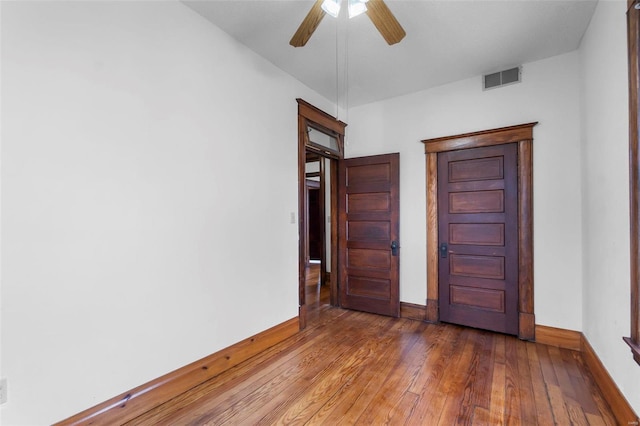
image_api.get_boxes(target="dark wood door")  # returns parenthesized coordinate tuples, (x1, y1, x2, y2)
(438, 144, 518, 335)
(339, 153, 400, 317)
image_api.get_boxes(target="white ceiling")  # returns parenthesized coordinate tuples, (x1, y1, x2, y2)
(183, 0, 598, 107)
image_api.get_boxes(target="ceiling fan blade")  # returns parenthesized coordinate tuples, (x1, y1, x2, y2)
(365, 0, 406, 45)
(290, 0, 326, 47)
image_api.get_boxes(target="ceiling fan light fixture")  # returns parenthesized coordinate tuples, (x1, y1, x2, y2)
(290, 0, 405, 47)
(348, 0, 367, 19)
(321, 0, 341, 18)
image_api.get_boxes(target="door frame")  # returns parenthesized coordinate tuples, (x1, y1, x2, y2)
(297, 99, 346, 330)
(422, 122, 537, 340)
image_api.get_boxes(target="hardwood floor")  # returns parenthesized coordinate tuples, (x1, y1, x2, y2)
(126, 265, 616, 425)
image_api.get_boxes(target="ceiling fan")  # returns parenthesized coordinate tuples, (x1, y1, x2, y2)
(290, 0, 406, 48)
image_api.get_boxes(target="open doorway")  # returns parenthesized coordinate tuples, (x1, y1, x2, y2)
(304, 155, 324, 269)
(297, 99, 345, 329)
(304, 154, 330, 319)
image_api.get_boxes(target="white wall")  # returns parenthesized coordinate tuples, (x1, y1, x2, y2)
(0, 1, 332, 424)
(580, 0, 640, 414)
(347, 51, 584, 331)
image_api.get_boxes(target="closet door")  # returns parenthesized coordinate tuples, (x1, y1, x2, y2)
(438, 144, 519, 335)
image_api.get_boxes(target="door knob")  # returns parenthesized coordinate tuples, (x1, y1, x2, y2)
(440, 243, 448, 258)
(391, 240, 399, 256)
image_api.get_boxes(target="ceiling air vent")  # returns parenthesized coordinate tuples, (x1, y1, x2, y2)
(483, 67, 521, 90)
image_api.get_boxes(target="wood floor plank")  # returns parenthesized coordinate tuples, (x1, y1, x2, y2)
(436, 328, 482, 425)
(354, 322, 431, 424)
(568, 367, 601, 416)
(549, 345, 578, 402)
(387, 390, 420, 424)
(406, 324, 458, 395)
(548, 383, 573, 425)
(217, 315, 397, 425)
(340, 324, 450, 424)
(471, 406, 493, 426)
(453, 330, 495, 423)
(504, 335, 524, 424)
(473, 330, 496, 410)
(572, 350, 619, 426)
(125, 287, 619, 426)
(264, 319, 420, 425)
(515, 337, 538, 424)
(566, 396, 590, 426)
(586, 412, 608, 426)
(407, 326, 469, 425)
(488, 336, 506, 426)
(525, 341, 556, 425)
(303, 319, 421, 425)
(536, 343, 559, 387)
(180, 335, 353, 425)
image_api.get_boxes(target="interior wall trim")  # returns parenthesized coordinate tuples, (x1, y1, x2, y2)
(400, 301, 427, 322)
(297, 99, 344, 329)
(55, 317, 299, 426)
(535, 324, 582, 351)
(627, 0, 640, 367)
(581, 334, 639, 425)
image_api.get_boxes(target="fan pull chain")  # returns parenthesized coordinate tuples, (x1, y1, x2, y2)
(335, 16, 339, 120)
(344, 14, 349, 129)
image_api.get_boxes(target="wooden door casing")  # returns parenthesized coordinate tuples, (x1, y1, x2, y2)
(297, 99, 345, 329)
(438, 144, 519, 335)
(423, 122, 537, 340)
(339, 153, 400, 317)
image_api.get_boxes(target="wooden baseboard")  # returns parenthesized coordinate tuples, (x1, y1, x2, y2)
(55, 317, 299, 426)
(581, 336, 639, 425)
(535, 324, 638, 423)
(535, 324, 582, 351)
(400, 302, 426, 321)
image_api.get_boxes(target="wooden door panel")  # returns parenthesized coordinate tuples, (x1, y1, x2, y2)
(450, 254, 505, 280)
(346, 163, 391, 184)
(449, 223, 505, 246)
(345, 268, 393, 281)
(339, 153, 400, 317)
(449, 190, 505, 213)
(448, 180, 505, 193)
(347, 193, 390, 212)
(346, 276, 390, 299)
(448, 157, 504, 182)
(348, 221, 390, 240)
(347, 248, 391, 269)
(438, 144, 518, 335)
(448, 276, 507, 291)
(449, 157, 504, 183)
(450, 286, 505, 312)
